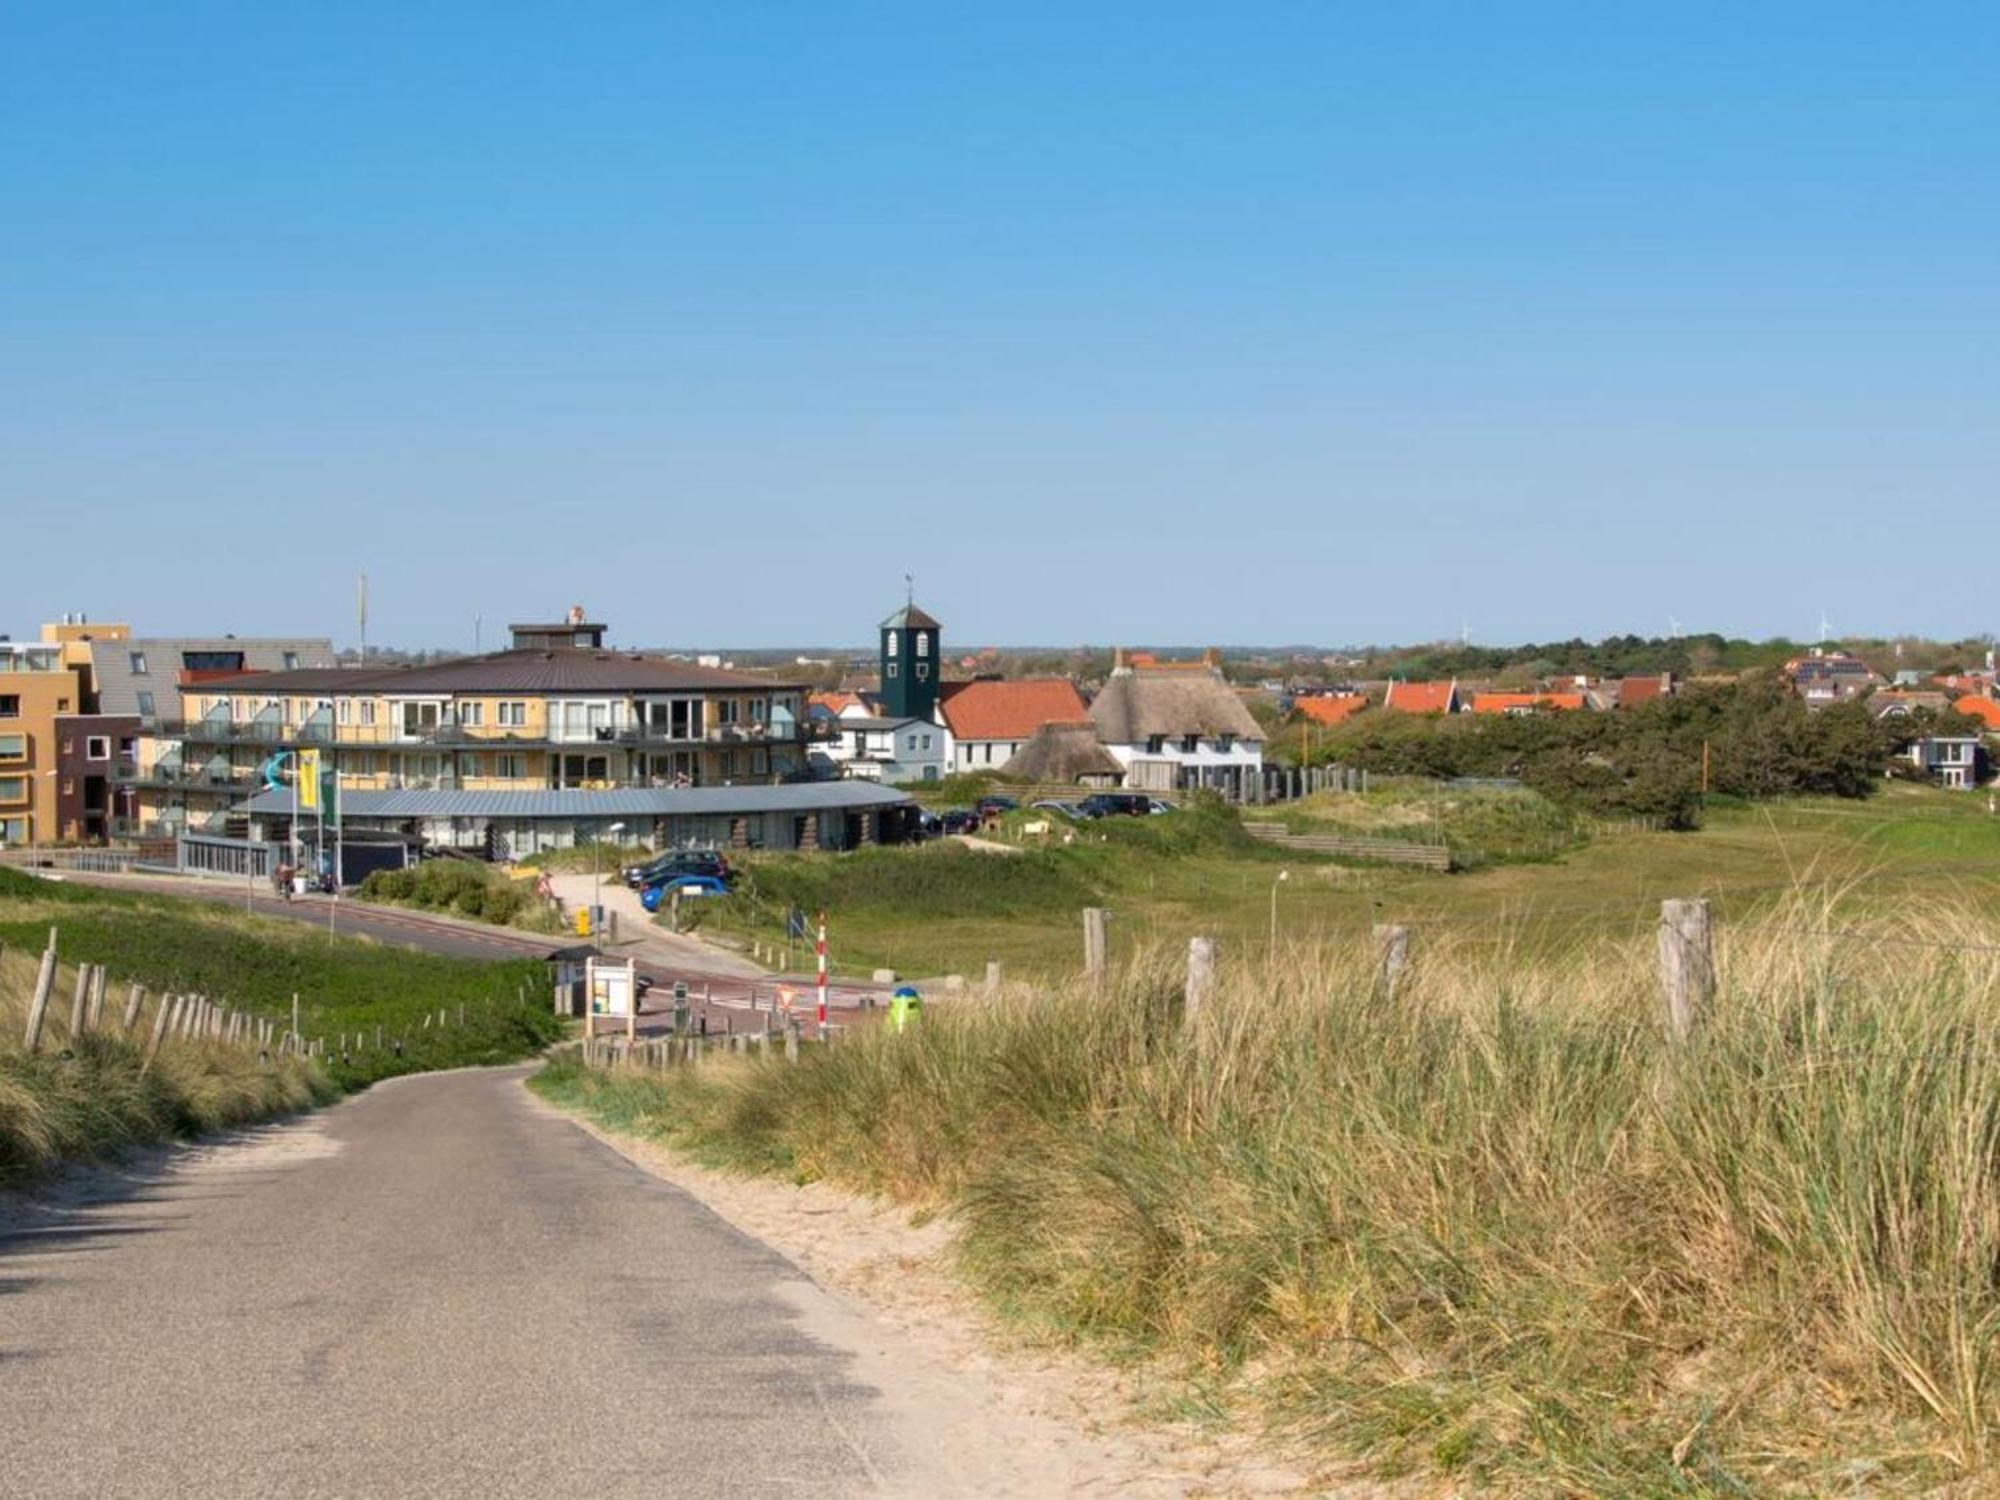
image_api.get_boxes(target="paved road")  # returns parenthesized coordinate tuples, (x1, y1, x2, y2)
(0, 1069, 924, 1498)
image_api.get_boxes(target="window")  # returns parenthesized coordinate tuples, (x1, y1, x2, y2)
(916, 663, 929, 680)
(282, 652, 299, 671)
(0, 777, 25, 804)
(916, 632, 929, 658)
(0, 817, 24, 843)
(1182, 734, 1200, 754)
(0, 696, 16, 718)
(360, 701, 377, 726)
(905, 735, 918, 751)
(717, 699, 741, 725)
(86, 736, 109, 761)
(0, 734, 23, 759)
(118, 737, 135, 761)
(886, 633, 899, 657)
(1217, 734, 1235, 751)
(886, 663, 899, 679)
(337, 699, 350, 725)
(1145, 735, 1165, 755)
(135, 691, 155, 717)
(129, 652, 148, 675)
(921, 733, 932, 750)
(498, 701, 527, 727)
(752, 748, 768, 775)
(494, 753, 524, 779)
(459, 701, 485, 727)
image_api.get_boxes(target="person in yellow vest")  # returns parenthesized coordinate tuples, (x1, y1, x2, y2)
(888, 985, 922, 1034)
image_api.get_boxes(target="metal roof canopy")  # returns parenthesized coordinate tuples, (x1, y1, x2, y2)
(238, 781, 913, 819)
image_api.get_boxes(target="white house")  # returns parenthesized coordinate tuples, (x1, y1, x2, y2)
(1088, 652, 1265, 796)
(936, 677, 1094, 773)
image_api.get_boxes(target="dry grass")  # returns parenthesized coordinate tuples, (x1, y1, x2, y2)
(537, 892, 2000, 1494)
(0, 945, 333, 1184)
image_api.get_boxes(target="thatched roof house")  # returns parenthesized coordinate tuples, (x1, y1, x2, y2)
(999, 722, 1126, 786)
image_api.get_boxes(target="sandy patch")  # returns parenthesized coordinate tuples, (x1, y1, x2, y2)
(541, 1098, 1415, 1498)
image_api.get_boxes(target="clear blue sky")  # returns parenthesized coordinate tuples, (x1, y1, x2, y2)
(4, 3, 1995, 651)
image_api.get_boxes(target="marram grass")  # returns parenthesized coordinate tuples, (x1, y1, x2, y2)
(536, 893, 2000, 1495)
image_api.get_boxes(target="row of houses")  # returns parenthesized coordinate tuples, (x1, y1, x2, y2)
(807, 608, 1267, 796)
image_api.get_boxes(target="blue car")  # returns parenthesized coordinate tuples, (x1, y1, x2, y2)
(640, 873, 729, 911)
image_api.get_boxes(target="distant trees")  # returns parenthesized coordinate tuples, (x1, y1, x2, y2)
(1308, 678, 1906, 828)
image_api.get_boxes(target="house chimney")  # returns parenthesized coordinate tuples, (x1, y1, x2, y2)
(1113, 646, 1127, 672)
(567, 604, 585, 626)
(1203, 647, 1222, 670)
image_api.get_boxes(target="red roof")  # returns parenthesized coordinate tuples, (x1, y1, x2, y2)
(809, 691, 866, 716)
(1470, 692, 1586, 715)
(1616, 674, 1671, 708)
(938, 678, 1090, 741)
(1383, 680, 1458, 714)
(1951, 696, 2000, 729)
(1295, 695, 1369, 726)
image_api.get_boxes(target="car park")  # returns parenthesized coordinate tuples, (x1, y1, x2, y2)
(624, 849, 730, 889)
(1078, 792, 1153, 818)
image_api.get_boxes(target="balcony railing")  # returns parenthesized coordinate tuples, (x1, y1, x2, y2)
(156, 719, 805, 749)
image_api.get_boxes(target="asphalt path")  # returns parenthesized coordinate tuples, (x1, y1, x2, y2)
(55, 872, 896, 1037)
(0, 1067, 926, 1498)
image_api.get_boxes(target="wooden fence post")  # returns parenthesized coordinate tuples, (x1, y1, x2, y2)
(142, 995, 178, 1074)
(985, 960, 1003, 993)
(86, 966, 107, 1033)
(1082, 907, 1107, 979)
(1373, 924, 1410, 1001)
(785, 1018, 800, 1064)
(121, 982, 147, 1034)
(1657, 899, 1714, 1039)
(1184, 937, 1215, 1028)
(68, 963, 93, 1041)
(24, 933, 58, 1054)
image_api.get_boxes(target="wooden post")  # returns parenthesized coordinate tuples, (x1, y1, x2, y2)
(1658, 899, 1714, 1039)
(292, 992, 300, 1045)
(121, 982, 147, 1034)
(86, 966, 107, 1033)
(23, 935, 58, 1054)
(785, 1018, 800, 1064)
(985, 960, 1003, 993)
(143, 995, 178, 1073)
(1082, 907, 1107, 979)
(68, 963, 93, 1041)
(1184, 937, 1215, 1028)
(1373, 924, 1410, 1001)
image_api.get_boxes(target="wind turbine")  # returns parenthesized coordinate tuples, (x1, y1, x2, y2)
(1667, 614, 1683, 639)
(1818, 610, 1834, 646)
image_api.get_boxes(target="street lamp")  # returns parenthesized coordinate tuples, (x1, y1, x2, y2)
(595, 821, 627, 934)
(1270, 868, 1290, 954)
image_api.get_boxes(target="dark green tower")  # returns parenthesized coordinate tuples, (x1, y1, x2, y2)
(879, 599, 941, 721)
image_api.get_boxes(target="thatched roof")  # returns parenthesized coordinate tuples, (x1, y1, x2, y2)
(1089, 667, 1265, 746)
(999, 722, 1125, 784)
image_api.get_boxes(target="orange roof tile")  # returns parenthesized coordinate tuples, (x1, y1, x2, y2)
(1383, 680, 1459, 714)
(1470, 692, 1587, 715)
(938, 677, 1091, 742)
(1616, 675, 1671, 707)
(1295, 695, 1369, 726)
(1950, 696, 2000, 729)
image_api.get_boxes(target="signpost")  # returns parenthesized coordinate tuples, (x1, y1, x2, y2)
(815, 910, 828, 1039)
(585, 957, 637, 1042)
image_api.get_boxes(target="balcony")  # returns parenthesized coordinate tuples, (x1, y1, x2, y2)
(156, 719, 806, 749)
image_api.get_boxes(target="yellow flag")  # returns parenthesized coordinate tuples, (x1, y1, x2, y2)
(298, 749, 321, 811)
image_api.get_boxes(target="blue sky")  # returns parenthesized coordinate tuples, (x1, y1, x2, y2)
(4, 3, 1995, 651)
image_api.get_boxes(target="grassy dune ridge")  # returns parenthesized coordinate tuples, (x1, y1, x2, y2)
(536, 897, 2000, 1494)
(0, 869, 562, 1182)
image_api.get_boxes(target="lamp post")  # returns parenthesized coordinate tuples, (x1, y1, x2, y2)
(1270, 868, 1290, 954)
(595, 821, 626, 935)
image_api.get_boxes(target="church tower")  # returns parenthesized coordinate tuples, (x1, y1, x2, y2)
(878, 598, 941, 722)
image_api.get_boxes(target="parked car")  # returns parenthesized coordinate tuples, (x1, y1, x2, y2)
(625, 849, 730, 889)
(1147, 799, 1177, 815)
(640, 873, 729, 912)
(1079, 793, 1153, 818)
(1030, 799, 1087, 819)
(974, 795, 1019, 817)
(940, 808, 980, 834)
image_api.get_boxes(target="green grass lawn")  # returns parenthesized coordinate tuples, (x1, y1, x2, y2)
(689, 783, 2000, 980)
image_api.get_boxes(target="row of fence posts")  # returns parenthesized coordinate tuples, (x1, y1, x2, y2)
(1085, 900, 1716, 1037)
(581, 1011, 808, 1070)
(10, 927, 497, 1072)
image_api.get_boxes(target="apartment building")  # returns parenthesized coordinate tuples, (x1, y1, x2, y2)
(0, 642, 87, 846)
(161, 614, 813, 841)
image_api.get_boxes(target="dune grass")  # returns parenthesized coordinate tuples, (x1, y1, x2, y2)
(0, 869, 563, 1183)
(535, 894, 2000, 1494)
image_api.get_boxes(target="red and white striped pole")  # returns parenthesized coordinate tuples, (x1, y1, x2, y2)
(815, 910, 828, 1037)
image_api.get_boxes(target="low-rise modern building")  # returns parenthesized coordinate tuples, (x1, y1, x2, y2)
(0, 642, 86, 846)
(1909, 734, 1980, 790)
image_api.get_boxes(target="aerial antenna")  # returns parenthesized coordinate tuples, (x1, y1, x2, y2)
(357, 572, 369, 662)
(475, 612, 483, 654)
(905, 572, 914, 607)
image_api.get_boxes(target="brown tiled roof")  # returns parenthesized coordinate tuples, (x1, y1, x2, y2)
(1470, 692, 1587, 714)
(1616, 675, 1672, 708)
(1383, 680, 1458, 714)
(1294, 695, 1368, 727)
